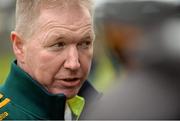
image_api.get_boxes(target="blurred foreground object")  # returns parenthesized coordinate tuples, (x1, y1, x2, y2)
(86, 0, 180, 119)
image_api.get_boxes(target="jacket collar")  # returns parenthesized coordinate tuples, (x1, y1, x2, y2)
(3, 61, 100, 120)
(3, 61, 66, 119)
(2, 60, 100, 120)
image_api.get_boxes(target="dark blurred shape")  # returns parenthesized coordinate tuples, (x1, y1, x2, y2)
(95, 0, 180, 69)
(85, 0, 180, 119)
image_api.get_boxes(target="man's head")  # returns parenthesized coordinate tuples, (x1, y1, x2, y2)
(15, 0, 93, 39)
(11, 0, 95, 99)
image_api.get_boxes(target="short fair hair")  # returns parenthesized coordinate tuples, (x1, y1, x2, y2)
(15, 0, 93, 40)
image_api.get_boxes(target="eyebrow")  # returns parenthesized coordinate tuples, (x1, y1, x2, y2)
(81, 32, 95, 41)
(42, 33, 65, 46)
(44, 29, 95, 44)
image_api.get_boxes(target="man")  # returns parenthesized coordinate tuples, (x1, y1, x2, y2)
(87, 0, 180, 119)
(0, 0, 100, 120)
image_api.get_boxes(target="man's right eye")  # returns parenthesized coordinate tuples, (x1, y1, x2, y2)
(51, 42, 66, 50)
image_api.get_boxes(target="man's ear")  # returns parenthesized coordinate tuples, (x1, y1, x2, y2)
(10, 31, 25, 63)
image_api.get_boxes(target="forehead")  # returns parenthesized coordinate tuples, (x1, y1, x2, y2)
(37, 2, 92, 31)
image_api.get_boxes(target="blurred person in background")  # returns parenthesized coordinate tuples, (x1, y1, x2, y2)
(0, 0, 101, 120)
(86, 0, 180, 119)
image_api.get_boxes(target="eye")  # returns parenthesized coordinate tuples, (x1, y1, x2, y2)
(51, 42, 66, 50)
(78, 40, 92, 49)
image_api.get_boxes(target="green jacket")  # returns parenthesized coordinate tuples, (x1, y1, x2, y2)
(0, 61, 100, 120)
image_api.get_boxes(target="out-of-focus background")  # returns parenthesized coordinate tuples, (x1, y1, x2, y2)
(0, 0, 15, 84)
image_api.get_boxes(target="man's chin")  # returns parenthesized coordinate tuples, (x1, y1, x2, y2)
(63, 89, 80, 99)
(48, 88, 79, 99)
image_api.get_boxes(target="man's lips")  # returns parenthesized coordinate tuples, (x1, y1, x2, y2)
(55, 78, 81, 88)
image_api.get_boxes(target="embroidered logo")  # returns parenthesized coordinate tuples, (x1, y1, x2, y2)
(0, 112, 8, 121)
(0, 93, 10, 120)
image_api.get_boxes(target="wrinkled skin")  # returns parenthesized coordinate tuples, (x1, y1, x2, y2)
(12, 3, 94, 99)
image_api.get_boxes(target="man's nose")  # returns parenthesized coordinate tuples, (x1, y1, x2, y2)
(64, 46, 80, 71)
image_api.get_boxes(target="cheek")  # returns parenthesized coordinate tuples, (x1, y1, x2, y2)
(24, 45, 39, 71)
(32, 51, 64, 84)
(79, 49, 93, 75)
(38, 51, 63, 74)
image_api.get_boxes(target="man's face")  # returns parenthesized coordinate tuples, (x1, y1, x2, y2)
(21, 4, 94, 98)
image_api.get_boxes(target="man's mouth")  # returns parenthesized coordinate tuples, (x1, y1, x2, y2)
(63, 78, 79, 82)
(57, 78, 82, 88)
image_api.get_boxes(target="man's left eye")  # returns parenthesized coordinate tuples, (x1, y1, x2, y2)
(78, 41, 92, 49)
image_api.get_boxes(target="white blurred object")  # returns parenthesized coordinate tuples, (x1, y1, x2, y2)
(0, 0, 14, 9)
(95, 0, 179, 7)
(162, 18, 180, 56)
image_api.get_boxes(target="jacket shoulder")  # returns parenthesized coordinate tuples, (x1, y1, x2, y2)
(0, 92, 40, 120)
